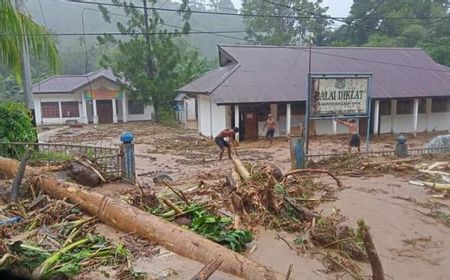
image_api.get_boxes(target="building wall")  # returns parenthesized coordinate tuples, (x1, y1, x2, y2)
(197, 95, 226, 137)
(34, 90, 153, 125)
(34, 93, 84, 125)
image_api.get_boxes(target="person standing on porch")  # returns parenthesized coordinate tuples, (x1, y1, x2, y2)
(336, 119, 361, 153)
(214, 127, 239, 160)
(263, 114, 276, 146)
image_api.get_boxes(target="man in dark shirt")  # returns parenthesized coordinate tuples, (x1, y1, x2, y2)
(214, 127, 239, 160)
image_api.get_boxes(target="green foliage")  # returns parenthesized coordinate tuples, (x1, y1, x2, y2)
(97, 0, 208, 122)
(330, 0, 450, 66)
(0, 102, 36, 143)
(0, 0, 59, 82)
(241, 0, 331, 45)
(186, 204, 252, 252)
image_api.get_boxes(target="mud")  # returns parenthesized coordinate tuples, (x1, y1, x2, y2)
(28, 123, 450, 279)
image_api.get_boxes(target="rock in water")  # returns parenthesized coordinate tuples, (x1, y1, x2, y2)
(66, 161, 102, 187)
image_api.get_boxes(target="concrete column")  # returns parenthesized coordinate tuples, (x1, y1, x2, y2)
(390, 99, 397, 133)
(425, 98, 432, 132)
(448, 99, 450, 133)
(58, 101, 62, 120)
(286, 103, 291, 136)
(122, 94, 128, 123)
(81, 94, 88, 124)
(413, 98, 419, 137)
(112, 99, 118, 123)
(234, 104, 239, 142)
(332, 120, 337, 135)
(92, 99, 98, 124)
(373, 100, 380, 136)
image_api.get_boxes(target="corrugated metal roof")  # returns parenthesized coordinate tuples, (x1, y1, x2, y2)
(33, 69, 118, 94)
(179, 45, 450, 104)
(178, 63, 238, 93)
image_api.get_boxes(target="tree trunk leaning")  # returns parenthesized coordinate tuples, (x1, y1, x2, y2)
(0, 157, 284, 280)
(232, 158, 250, 180)
(10, 149, 31, 202)
(358, 219, 385, 280)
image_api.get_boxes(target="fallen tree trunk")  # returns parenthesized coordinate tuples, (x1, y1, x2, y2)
(0, 157, 283, 280)
(232, 158, 250, 180)
(357, 219, 385, 280)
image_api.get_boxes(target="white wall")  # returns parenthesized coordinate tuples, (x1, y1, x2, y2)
(197, 95, 226, 137)
(380, 113, 447, 133)
(186, 98, 196, 120)
(34, 93, 83, 125)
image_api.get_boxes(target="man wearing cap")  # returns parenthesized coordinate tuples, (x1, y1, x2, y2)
(263, 114, 276, 146)
(336, 119, 360, 153)
(215, 127, 239, 160)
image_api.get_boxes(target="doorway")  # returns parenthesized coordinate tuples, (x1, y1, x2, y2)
(97, 100, 113, 124)
(243, 109, 258, 140)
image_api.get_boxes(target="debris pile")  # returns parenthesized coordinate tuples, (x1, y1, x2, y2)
(0, 183, 136, 279)
(132, 158, 371, 277)
(309, 153, 422, 176)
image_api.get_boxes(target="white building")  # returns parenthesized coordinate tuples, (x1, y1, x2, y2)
(178, 45, 450, 141)
(32, 69, 153, 125)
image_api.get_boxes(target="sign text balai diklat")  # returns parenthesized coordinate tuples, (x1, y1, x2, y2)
(310, 78, 369, 116)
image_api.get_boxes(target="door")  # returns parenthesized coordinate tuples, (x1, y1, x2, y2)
(244, 111, 258, 140)
(359, 117, 368, 138)
(97, 100, 113, 124)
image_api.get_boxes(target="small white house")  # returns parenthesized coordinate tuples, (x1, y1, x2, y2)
(174, 93, 196, 124)
(178, 45, 450, 141)
(32, 69, 154, 125)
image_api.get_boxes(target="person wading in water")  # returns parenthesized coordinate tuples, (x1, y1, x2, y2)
(336, 119, 361, 153)
(214, 127, 239, 160)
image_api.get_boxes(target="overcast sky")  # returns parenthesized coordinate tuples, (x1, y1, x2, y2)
(230, 0, 353, 17)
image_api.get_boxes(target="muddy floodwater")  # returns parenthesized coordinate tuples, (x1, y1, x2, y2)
(3, 122, 443, 279)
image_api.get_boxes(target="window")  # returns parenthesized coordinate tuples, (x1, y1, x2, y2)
(128, 100, 144, 115)
(418, 99, 426, 114)
(257, 104, 270, 121)
(432, 98, 449, 113)
(292, 102, 306, 115)
(379, 100, 391, 115)
(41, 102, 59, 118)
(61, 101, 79, 117)
(396, 100, 413, 115)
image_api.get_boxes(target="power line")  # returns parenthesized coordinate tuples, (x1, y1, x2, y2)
(65, 0, 450, 21)
(262, 0, 450, 48)
(0, 30, 248, 36)
(55, 0, 251, 43)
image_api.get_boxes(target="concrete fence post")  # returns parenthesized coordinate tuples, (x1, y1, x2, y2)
(120, 131, 135, 184)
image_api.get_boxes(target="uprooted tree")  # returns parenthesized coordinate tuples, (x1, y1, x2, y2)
(97, 0, 208, 123)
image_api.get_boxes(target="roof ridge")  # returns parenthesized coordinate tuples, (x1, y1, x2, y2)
(219, 44, 422, 50)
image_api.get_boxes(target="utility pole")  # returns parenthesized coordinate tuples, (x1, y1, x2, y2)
(15, 0, 36, 126)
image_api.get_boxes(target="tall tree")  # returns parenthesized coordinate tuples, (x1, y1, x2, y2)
(241, 0, 331, 45)
(97, 0, 207, 121)
(329, 0, 450, 66)
(0, 0, 59, 82)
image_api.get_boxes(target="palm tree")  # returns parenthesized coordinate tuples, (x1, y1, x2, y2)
(0, 0, 59, 82)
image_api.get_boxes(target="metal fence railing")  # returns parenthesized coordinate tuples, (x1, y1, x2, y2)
(0, 142, 121, 179)
(306, 146, 450, 162)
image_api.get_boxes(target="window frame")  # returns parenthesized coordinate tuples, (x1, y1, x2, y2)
(431, 98, 449, 113)
(61, 101, 80, 118)
(41, 102, 60, 118)
(396, 99, 414, 115)
(128, 99, 145, 115)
